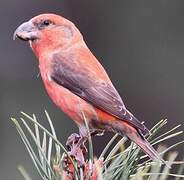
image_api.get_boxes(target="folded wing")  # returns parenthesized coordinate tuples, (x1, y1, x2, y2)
(51, 53, 149, 135)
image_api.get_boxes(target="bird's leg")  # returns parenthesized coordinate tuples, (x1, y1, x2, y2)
(61, 132, 86, 176)
(63, 131, 88, 171)
(63, 128, 104, 174)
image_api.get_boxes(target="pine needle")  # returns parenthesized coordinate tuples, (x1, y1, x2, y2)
(11, 112, 184, 180)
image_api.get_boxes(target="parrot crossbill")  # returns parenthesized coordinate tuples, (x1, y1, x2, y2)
(14, 13, 166, 165)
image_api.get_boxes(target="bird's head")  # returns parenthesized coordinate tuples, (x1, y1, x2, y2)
(14, 13, 82, 56)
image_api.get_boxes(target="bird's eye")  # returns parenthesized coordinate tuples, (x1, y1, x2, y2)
(42, 20, 52, 26)
(37, 19, 53, 29)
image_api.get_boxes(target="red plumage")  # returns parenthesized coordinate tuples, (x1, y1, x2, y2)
(14, 13, 167, 165)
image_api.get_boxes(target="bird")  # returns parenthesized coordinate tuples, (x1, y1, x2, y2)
(14, 13, 166, 165)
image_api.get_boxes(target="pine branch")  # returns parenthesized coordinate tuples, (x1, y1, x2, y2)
(11, 111, 184, 180)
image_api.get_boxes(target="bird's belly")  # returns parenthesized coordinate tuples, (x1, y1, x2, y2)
(43, 78, 98, 126)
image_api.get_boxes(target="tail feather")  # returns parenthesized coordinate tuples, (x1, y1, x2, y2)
(114, 120, 170, 168)
(128, 128, 170, 168)
(133, 134, 169, 166)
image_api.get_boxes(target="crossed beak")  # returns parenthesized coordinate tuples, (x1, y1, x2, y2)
(13, 21, 39, 41)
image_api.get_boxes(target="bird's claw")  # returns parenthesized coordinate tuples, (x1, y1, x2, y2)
(66, 133, 81, 151)
(91, 130, 105, 136)
(64, 133, 87, 171)
(66, 133, 87, 155)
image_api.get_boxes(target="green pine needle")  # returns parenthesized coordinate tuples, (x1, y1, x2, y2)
(11, 112, 184, 180)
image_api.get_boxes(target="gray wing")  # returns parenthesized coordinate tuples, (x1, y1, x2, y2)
(51, 54, 149, 135)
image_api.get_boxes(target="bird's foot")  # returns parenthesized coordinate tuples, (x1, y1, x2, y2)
(91, 129, 105, 136)
(63, 133, 87, 173)
(66, 133, 88, 156)
(61, 131, 105, 178)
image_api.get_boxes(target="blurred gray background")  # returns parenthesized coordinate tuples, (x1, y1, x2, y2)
(0, 0, 184, 179)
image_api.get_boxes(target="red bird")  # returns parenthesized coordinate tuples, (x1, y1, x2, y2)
(14, 14, 165, 164)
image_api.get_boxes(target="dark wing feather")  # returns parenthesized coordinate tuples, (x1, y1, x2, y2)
(51, 54, 149, 135)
